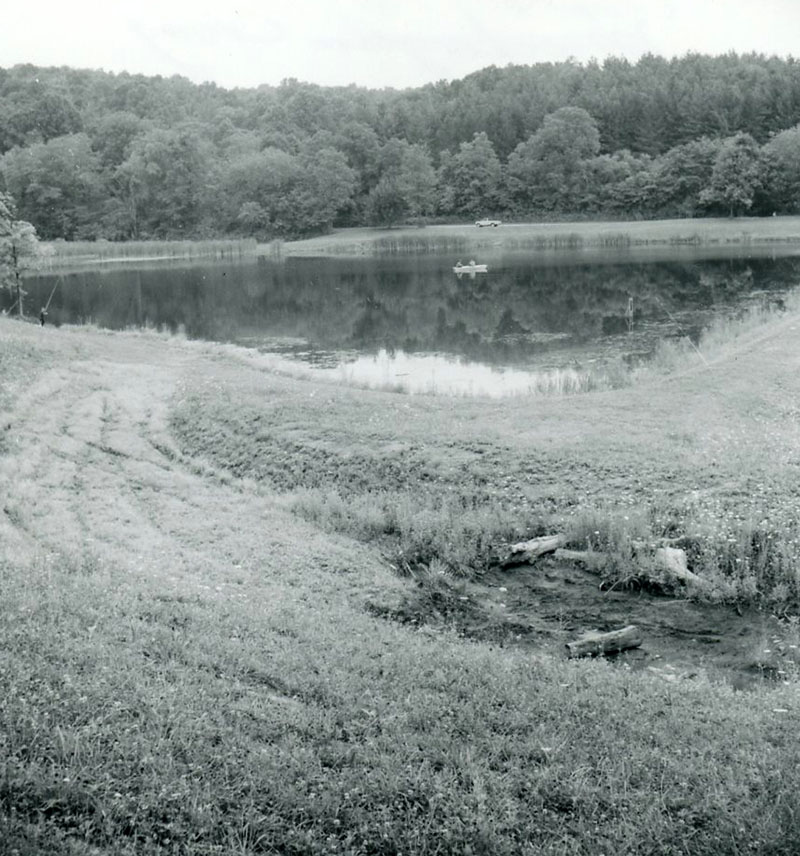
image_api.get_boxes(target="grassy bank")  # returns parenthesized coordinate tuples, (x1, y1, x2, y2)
(171, 293, 800, 604)
(272, 216, 800, 257)
(3, 317, 800, 854)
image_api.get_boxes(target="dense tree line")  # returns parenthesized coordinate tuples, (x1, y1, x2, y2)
(1, 54, 800, 240)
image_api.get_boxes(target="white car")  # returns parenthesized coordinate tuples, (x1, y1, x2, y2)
(475, 218, 502, 227)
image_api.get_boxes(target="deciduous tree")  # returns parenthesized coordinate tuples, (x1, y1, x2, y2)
(438, 132, 503, 217)
(699, 132, 764, 216)
(0, 192, 43, 317)
(118, 126, 212, 237)
(0, 133, 103, 239)
(506, 107, 600, 212)
(762, 125, 800, 213)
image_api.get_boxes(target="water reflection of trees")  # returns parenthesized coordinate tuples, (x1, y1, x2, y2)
(18, 255, 800, 366)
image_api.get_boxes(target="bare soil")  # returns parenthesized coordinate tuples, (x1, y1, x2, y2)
(367, 553, 789, 690)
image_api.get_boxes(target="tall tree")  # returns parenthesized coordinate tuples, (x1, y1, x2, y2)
(699, 132, 764, 216)
(438, 132, 503, 217)
(506, 107, 601, 212)
(762, 125, 800, 213)
(649, 137, 722, 216)
(118, 126, 212, 237)
(288, 147, 356, 235)
(215, 147, 299, 235)
(0, 133, 103, 239)
(365, 177, 409, 227)
(366, 139, 438, 225)
(0, 82, 82, 152)
(0, 192, 42, 317)
(89, 111, 147, 168)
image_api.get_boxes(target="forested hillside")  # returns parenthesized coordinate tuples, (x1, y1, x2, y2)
(2, 54, 800, 240)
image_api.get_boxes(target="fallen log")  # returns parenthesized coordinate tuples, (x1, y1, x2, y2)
(501, 534, 565, 568)
(565, 625, 642, 659)
(653, 547, 708, 589)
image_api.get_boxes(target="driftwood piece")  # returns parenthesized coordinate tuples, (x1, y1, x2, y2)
(653, 547, 707, 589)
(565, 625, 642, 659)
(501, 534, 565, 568)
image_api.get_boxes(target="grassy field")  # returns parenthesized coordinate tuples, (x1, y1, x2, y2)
(3, 309, 800, 855)
(272, 216, 800, 257)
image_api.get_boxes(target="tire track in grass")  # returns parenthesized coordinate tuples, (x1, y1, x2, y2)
(0, 326, 397, 610)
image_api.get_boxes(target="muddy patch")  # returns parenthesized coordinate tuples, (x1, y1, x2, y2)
(369, 558, 800, 690)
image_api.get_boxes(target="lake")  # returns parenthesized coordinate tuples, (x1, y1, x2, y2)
(9, 245, 800, 395)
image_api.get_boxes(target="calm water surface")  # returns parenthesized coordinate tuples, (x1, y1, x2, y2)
(10, 245, 800, 395)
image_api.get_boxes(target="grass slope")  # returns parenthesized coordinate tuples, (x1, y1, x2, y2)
(2, 316, 800, 855)
(172, 298, 800, 602)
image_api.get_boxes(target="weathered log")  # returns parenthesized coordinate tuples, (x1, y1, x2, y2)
(565, 625, 642, 658)
(502, 534, 565, 568)
(653, 547, 707, 589)
(553, 548, 609, 573)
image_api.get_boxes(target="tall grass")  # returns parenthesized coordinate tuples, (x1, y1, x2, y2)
(40, 238, 258, 269)
(280, 228, 737, 257)
(288, 487, 541, 575)
(635, 287, 800, 378)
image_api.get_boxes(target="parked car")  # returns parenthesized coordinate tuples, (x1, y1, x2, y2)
(475, 218, 502, 227)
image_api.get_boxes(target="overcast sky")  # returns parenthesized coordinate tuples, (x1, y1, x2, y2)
(3, 0, 798, 90)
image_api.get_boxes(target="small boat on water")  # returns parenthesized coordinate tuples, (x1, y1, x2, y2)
(453, 261, 488, 274)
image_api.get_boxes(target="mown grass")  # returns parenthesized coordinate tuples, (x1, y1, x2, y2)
(170, 291, 800, 604)
(0, 325, 55, 452)
(3, 549, 800, 855)
(4, 317, 800, 854)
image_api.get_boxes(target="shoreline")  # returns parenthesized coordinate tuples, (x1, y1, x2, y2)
(273, 215, 800, 257)
(34, 217, 800, 270)
(3, 315, 800, 854)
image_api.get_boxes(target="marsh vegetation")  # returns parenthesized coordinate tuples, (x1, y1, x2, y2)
(41, 238, 258, 268)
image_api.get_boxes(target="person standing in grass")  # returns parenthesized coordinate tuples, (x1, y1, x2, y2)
(39, 307, 47, 326)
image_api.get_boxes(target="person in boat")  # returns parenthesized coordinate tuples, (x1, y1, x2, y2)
(469, 259, 476, 266)
(456, 259, 463, 267)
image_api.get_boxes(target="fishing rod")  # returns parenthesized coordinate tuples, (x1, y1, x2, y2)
(43, 274, 63, 313)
